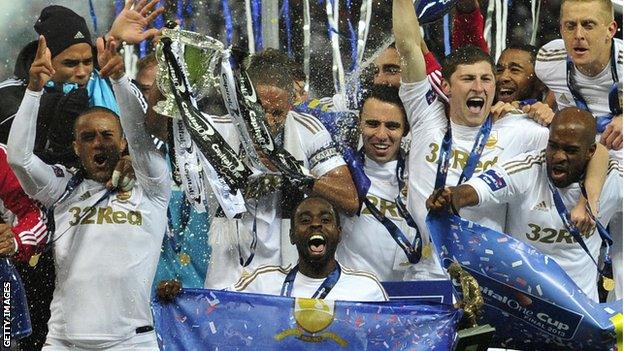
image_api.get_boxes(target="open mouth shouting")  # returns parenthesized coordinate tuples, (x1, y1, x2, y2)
(308, 234, 327, 257)
(93, 153, 110, 168)
(497, 85, 516, 102)
(466, 97, 485, 115)
(550, 164, 569, 184)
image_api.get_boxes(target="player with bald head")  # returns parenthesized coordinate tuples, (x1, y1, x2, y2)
(427, 107, 622, 301)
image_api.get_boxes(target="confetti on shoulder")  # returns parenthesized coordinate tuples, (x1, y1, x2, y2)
(511, 260, 523, 268)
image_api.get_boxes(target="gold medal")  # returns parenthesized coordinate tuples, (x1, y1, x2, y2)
(603, 277, 615, 292)
(29, 253, 41, 267)
(422, 244, 432, 258)
(178, 252, 191, 266)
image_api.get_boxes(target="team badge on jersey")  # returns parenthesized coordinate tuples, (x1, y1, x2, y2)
(478, 169, 507, 191)
(116, 190, 132, 202)
(485, 132, 498, 149)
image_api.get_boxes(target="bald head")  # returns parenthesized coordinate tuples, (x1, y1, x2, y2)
(546, 107, 597, 188)
(550, 107, 597, 147)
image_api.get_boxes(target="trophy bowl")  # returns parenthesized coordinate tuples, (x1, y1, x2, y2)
(155, 28, 225, 118)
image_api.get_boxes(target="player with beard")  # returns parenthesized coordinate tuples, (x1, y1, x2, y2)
(393, 0, 608, 280)
(231, 197, 387, 301)
(7, 35, 170, 350)
(427, 107, 622, 302)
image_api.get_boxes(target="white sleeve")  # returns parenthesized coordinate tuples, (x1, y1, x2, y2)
(465, 165, 520, 206)
(398, 79, 447, 134)
(111, 76, 171, 202)
(598, 160, 623, 221)
(298, 119, 345, 177)
(6, 89, 68, 206)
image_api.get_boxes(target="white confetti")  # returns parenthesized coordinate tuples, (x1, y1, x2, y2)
(383, 341, 390, 349)
(209, 321, 217, 334)
(479, 257, 490, 262)
(536, 284, 543, 296)
(604, 307, 615, 314)
(485, 249, 493, 255)
(512, 260, 522, 268)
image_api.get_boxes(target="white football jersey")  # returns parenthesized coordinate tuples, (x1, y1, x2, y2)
(400, 79, 549, 280)
(536, 39, 623, 161)
(336, 156, 419, 281)
(233, 263, 388, 301)
(9, 77, 171, 348)
(466, 151, 623, 301)
(536, 39, 623, 117)
(204, 111, 345, 289)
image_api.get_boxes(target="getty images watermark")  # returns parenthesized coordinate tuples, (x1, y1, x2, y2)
(2, 281, 10, 348)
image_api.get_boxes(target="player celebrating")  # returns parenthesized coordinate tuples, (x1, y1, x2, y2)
(536, 0, 622, 155)
(233, 197, 388, 301)
(7, 35, 170, 350)
(392, 0, 608, 280)
(427, 107, 622, 301)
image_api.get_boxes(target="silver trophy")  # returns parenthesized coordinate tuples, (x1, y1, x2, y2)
(154, 28, 224, 119)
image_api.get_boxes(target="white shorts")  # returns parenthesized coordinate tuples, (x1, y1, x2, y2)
(41, 331, 158, 351)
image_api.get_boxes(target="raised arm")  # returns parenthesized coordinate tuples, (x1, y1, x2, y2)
(570, 143, 608, 235)
(452, 0, 489, 53)
(7, 36, 61, 199)
(106, 0, 164, 45)
(393, 0, 426, 83)
(100, 38, 170, 198)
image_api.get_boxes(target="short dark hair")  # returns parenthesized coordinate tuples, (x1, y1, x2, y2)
(502, 43, 539, 66)
(246, 48, 294, 98)
(73, 106, 121, 138)
(441, 45, 495, 81)
(290, 196, 341, 228)
(359, 84, 408, 136)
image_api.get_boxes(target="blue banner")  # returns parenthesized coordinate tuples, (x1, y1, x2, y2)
(426, 212, 623, 350)
(153, 289, 461, 350)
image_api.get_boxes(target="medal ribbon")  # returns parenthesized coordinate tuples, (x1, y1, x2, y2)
(281, 263, 341, 298)
(434, 115, 493, 190)
(359, 152, 422, 264)
(547, 180, 612, 275)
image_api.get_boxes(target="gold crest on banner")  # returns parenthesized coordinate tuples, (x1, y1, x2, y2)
(274, 298, 347, 347)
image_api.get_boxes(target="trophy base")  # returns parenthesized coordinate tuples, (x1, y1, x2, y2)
(455, 324, 496, 351)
